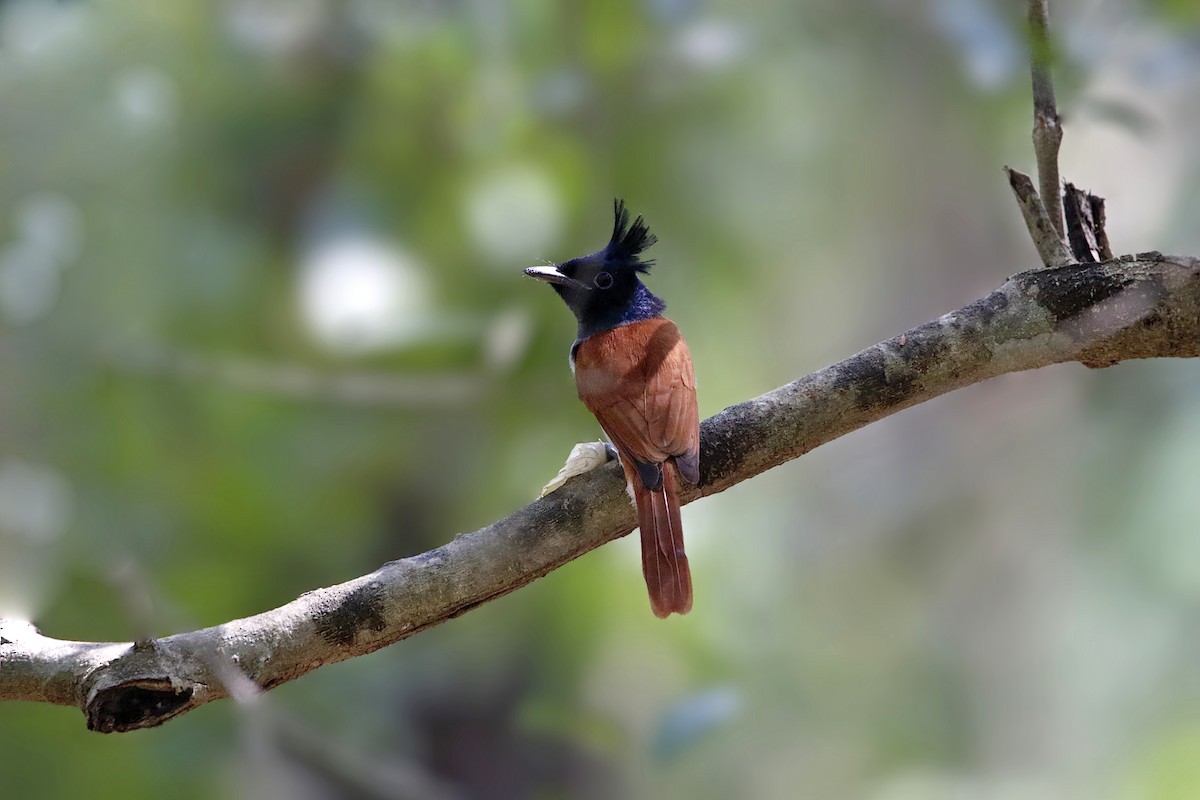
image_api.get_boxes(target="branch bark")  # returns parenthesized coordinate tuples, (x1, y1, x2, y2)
(4, 253, 1199, 732)
(1063, 182, 1113, 264)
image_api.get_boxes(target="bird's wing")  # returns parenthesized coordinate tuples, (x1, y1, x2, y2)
(574, 318, 699, 470)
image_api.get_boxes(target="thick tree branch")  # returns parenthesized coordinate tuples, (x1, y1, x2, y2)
(4, 253, 1199, 732)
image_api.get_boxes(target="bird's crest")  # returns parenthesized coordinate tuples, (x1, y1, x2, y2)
(604, 199, 657, 271)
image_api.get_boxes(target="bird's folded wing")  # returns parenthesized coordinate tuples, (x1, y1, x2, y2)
(574, 318, 699, 468)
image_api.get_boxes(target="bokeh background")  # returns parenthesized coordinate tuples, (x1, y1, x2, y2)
(2, 0, 1199, 797)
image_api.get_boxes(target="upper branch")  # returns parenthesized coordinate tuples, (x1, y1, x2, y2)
(1010, 1, 1112, 268)
(3, 253, 1198, 732)
(1029, 0, 1065, 239)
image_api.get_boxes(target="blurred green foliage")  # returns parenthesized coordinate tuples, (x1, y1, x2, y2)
(2, 0, 1199, 798)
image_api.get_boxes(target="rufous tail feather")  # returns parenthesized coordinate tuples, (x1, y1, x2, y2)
(633, 460, 692, 618)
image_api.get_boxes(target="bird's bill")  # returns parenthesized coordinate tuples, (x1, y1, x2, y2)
(523, 265, 586, 289)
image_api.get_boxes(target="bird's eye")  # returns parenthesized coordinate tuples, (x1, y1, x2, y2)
(593, 271, 614, 289)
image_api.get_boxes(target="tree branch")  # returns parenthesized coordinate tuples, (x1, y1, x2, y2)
(4, 253, 1199, 732)
(1029, 0, 1065, 239)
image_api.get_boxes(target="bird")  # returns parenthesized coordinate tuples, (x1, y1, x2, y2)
(524, 199, 699, 618)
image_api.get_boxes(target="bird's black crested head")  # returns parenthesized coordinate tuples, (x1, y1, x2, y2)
(523, 198, 666, 339)
(603, 198, 658, 272)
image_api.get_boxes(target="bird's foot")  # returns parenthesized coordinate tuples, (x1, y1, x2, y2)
(539, 441, 617, 497)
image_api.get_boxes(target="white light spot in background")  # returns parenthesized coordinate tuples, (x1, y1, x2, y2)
(0, 241, 61, 325)
(225, 0, 323, 56)
(483, 307, 533, 372)
(0, 460, 70, 544)
(298, 234, 432, 354)
(0, 192, 83, 325)
(465, 165, 563, 266)
(0, 459, 72, 619)
(675, 20, 746, 70)
(114, 66, 180, 132)
(17, 193, 84, 265)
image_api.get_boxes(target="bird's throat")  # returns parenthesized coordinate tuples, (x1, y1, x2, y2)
(575, 282, 666, 341)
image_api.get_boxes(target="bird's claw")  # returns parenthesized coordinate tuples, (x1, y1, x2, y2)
(539, 441, 615, 497)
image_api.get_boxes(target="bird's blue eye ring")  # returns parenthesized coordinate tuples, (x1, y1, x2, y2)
(594, 271, 614, 289)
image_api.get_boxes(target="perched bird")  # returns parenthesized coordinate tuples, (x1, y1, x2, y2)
(524, 200, 699, 618)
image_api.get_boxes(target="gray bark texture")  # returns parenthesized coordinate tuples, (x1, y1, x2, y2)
(3, 252, 1198, 732)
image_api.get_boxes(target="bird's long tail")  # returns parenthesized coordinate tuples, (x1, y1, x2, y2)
(632, 460, 692, 618)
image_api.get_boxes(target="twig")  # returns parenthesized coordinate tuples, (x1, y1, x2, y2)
(1029, 0, 1064, 238)
(4, 253, 1199, 732)
(1005, 167, 1074, 267)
